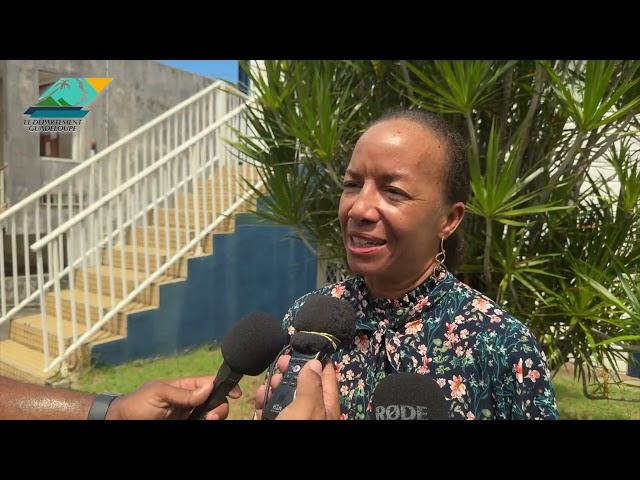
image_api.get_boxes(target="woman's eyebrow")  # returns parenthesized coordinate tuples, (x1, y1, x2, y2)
(344, 169, 409, 183)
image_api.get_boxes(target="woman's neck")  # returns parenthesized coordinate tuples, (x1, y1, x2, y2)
(365, 260, 437, 300)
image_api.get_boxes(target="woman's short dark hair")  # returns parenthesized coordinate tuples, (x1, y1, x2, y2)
(367, 108, 470, 271)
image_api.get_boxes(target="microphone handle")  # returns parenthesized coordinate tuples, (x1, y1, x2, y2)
(189, 363, 243, 420)
(262, 351, 328, 420)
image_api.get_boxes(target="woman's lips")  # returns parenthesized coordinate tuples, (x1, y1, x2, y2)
(348, 234, 387, 255)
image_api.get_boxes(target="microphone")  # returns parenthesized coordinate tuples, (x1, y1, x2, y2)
(189, 312, 288, 420)
(262, 295, 357, 420)
(370, 372, 450, 420)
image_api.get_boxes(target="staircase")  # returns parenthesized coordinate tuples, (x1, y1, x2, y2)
(0, 81, 261, 384)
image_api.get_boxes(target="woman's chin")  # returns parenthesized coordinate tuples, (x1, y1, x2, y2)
(347, 257, 387, 278)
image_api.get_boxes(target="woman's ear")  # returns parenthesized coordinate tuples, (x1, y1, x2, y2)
(441, 202, 465, 239)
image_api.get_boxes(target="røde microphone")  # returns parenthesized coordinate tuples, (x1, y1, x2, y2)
(189, 312, 288, 420)
(262, 295, 357, 420)
(370, 372, 450, 420)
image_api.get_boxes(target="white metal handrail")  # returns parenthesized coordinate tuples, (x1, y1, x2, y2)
(0, 81, 247, 328)
(31, 104, 248, 251)
(31, 103, 259, 372)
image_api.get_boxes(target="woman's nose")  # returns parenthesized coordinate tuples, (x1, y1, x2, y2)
(348, 186, 380, 224)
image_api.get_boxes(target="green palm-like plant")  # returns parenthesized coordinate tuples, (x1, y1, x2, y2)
(236, 60, 640, 396)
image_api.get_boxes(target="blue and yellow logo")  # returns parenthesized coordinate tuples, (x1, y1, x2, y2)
(24, 77, 112, 118)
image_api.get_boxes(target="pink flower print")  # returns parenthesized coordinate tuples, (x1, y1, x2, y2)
(466, 411, 476, 420)
(411, 295, 431, 314)
(524, 358, 533, 369)
(460, 329, 469, 340)
(527, 370, 541, 382)
(489, 315, 501, 324)
(416, 356, 431, 375)
(331, 284, 346, 298)
(405, 320, 423, 335)
(514, 358, 524, 383)
(354, 334, 370, 353)
(445, 331, 460, 345)
(287, 325, 296, 336)
(448, 375, 467, 399)
(472, 297, 491, 313)
(436, 378, 446, 388)
(455, 346, 465, 357)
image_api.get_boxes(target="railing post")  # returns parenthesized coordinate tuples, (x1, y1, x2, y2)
(36, 248, 49, 370)
(52, 237, 65, 364)
(79, 222, 91, 332)
(0, 232, 6, 318)
(67, 225, 78, 344)
(10, 217, 18, 309)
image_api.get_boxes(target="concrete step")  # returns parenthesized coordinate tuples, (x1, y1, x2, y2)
(128, 225, 194, 250)
(125, 225, 214, 254)
(74, 264, 179, 307)
(10, 313, 122, 358)
(0, 339, 59, 384)
(175, 193, 243, 214)
(109, 244, 188, 277)
(155, 208, 237, 233)
(45, 289, 152, 335)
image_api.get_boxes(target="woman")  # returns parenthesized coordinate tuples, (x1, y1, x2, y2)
(260, 108, 559, 420)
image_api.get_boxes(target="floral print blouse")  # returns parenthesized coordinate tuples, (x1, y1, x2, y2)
(282, 271, 559, 420)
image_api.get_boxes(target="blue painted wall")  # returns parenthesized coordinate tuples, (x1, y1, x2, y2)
(92, 213, 317, 365)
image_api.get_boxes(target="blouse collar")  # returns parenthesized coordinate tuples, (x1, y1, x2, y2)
(351, 270, 454, 331)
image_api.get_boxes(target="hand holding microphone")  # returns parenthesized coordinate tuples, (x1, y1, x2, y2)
(188, 312, 288, 420)
(272, 356, 341, 420)
(261, 295, 357, 420)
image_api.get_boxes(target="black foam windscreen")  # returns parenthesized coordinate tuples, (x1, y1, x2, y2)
(290, 331, 334, 354)
(370, 372, 450, 420)
(292, 295, 357, 352)
(221, 312, 288, 375)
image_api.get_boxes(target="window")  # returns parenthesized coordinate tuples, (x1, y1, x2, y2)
(38, 71, 74, 160)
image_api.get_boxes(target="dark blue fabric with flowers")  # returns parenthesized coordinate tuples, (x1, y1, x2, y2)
(282, 271, 559, 420)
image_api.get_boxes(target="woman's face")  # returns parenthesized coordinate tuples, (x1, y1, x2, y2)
(339, 119, 454, 288)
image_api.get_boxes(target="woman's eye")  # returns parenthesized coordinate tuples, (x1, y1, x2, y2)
(386, 187, 407, 199)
